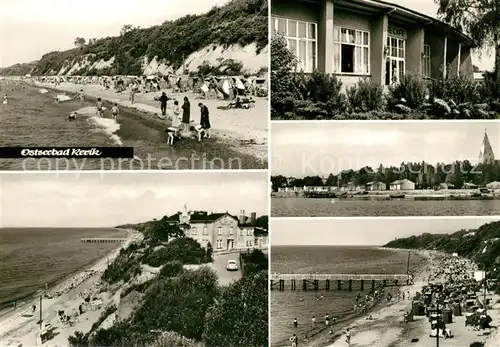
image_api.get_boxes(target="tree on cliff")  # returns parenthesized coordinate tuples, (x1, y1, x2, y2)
(120, 24, 133, 36)
(74, 37, 86, 47)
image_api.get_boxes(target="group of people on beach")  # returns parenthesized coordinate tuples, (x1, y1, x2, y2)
(162, 93, 211, 145)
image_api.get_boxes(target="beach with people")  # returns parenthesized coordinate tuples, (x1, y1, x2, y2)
(271, 246, 500, 347)
(306, 250, 499, 347)
(0, 229, 142, 347)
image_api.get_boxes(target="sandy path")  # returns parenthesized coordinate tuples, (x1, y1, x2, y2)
(0, 230, 141, 347)
(32, 82, 268, 162)
(325, 250, 500, 347)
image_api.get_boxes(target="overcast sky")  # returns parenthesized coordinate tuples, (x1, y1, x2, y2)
(0, 0, 229, 67)
(386, 0, 493, 71)
(0, 171, 268, 228)
(0, 0, 495, 70)
(272, 122, 500, 177)
(271, 217, 499, 246)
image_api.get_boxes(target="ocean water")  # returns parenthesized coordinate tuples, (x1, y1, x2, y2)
(0, 228, 126, 310)
(271, 198, 500, 217)
(270, 246, 425, 347)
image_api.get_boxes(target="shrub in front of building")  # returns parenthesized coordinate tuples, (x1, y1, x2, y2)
(347, 78, 384, 113)
(388, 74, 428, 110)
(142, 237, 208, 267)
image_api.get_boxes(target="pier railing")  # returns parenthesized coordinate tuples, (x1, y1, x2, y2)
(270, 273, 410, 281)
(81, 238, 127, 243)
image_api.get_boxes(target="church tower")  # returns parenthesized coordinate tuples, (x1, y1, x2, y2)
(478, 130, 495, 164)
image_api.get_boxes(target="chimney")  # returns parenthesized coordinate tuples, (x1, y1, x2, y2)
(250, 212, 256, 224)
(239, 209, 245, 225)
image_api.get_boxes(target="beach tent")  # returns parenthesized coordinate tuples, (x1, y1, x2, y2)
(486, 181, 500, 189)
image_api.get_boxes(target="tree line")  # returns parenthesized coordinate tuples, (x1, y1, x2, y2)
(271, 160, 500, 191)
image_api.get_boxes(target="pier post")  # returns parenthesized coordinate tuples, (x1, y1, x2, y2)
(325, 279, 330, 291)
(279, 279, 284, 291)
(348, 280, 352, 291)
(314, 280, 319, 291)
(372, 280, 375, 290)
(270, 280, 274, 290)
(291, 279, 296, 290)
(395, 280, 398, 286)
(303, 280, 307, 290)
(360, 280, 364, 291)
(383, 280, 387, 287)
(337, 280, 342, 290)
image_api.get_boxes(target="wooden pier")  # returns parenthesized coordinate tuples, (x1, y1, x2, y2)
(81, 238, 127, 243)
(270, 273, 410, 291)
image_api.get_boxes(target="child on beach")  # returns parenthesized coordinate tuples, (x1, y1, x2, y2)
(96, 98, 104, 117)
(68, 111, 77, 121)
(129, 85, 135, 104)
(78, 89, 84, 103)
(289, 333, 298, 347)
(111, 103, 119, 120)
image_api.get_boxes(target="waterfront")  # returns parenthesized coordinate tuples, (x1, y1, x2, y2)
(271, 197, 500, 216)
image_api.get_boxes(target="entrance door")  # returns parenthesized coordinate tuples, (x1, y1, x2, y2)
(385, 37, 405, 85)
(227, 239, 233, 250)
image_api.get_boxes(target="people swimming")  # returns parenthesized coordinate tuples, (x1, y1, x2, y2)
(78, 89, 85, 103)
(68, 111, 77, 121)
(96, 98, 104, 117)
(111, 103, 119, 120)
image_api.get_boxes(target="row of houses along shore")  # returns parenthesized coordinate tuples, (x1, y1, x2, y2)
(276, 179, 500, 193)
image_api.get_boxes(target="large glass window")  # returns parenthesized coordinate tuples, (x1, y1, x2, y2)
(333, 27, 370, 74)
(385, 36, 406, 85)
(272, 17, 317, 72)
(423, 44, 431, 78)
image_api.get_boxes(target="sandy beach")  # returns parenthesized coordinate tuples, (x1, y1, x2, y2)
(32, 81, 268, 163)
(0, 229, 142, 347)
(319, 250, 500, 347)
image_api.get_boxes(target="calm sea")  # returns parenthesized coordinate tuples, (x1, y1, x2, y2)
(0, 228, 126, 310)
(270, 246, 425, 347)
(271, 198, 500, 217)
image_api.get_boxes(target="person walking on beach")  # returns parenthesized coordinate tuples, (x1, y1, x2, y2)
(129, 85, 135, 104)
(78, 89, 84, 103)
(111, 103, 119, 120)
(325, 313, 330, 326)
(293, 318, 298, 329)
(159, 92, 169, 116)
(311, 316, 316, 327)
(198, 102, 211, 139)
(289, 333, 298, 347)
(345, 328, 351, 346)
(181, 96, 190, 131)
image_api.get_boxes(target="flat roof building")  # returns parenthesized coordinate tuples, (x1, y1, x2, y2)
(271, 0, 475, 89)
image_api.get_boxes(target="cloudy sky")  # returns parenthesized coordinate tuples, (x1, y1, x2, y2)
(271, 217, 499, 246)
(1, 0, 495, 70)
(0, 0, 229, 67)
(384, 0, 493, 71)
(272, 122, 500, 177)
(0, 171, 268, 227)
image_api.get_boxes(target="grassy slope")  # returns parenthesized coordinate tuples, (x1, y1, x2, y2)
(384, 221, 500, 277)
(0, 0, 267, 76)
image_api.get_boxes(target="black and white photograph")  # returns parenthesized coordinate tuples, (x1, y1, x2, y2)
(271, 121, 500, 217)
(270, 0, 500, 120)
(0, 171, 269, 347)
(270, 217, 500, 347)
(0, 0, 268, 170)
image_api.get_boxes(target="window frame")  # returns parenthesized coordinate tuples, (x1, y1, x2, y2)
(272, 16, 318, 73)
(423, 44, 431, 78)
(333, 26, 371, 75)
(385, 36, 406, 85)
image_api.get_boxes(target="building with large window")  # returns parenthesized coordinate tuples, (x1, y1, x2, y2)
(271, 0, 474, 89)
(165, 206, 268, 252)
